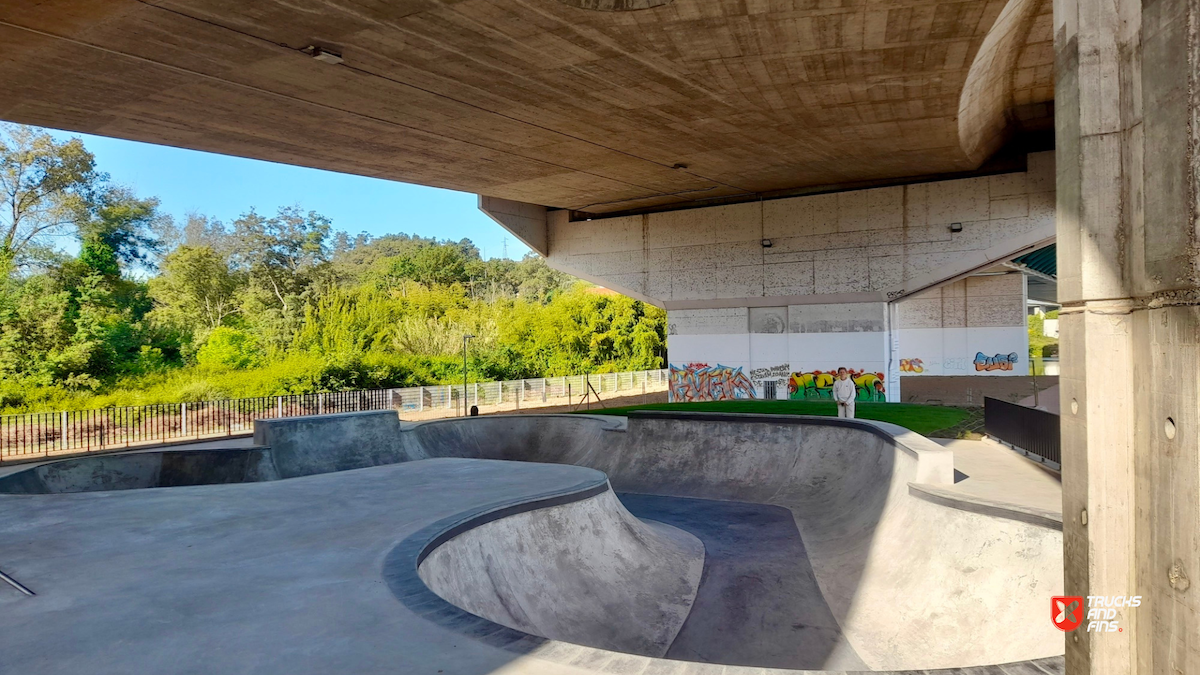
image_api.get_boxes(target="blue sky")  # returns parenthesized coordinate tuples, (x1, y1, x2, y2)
(44, 128, 532, 260)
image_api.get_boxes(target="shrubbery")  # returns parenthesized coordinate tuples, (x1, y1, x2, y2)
(0, 124, 667, 414)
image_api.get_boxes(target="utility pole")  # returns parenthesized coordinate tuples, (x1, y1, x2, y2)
(462, 334, 475, 416)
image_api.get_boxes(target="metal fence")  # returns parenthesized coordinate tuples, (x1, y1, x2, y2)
(0, 370, 668, 464)
(983, 396, 1061, 466)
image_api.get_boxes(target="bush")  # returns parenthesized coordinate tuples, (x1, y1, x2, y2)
(196, 327, 264, 370)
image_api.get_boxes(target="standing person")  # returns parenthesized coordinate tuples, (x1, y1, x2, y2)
(832, 367, 857, 418)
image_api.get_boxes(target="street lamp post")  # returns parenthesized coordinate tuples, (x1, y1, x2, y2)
(462, 334, 475, 416)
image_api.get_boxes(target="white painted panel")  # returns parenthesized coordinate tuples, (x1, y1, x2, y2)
(965, 326, 1029, 376)
(749, 334, 791, 398)
(898, 326, 1028, 376)
(667, 334, 751, 366)
(787, 331, 889, 367)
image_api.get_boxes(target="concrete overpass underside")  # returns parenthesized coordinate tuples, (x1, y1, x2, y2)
(2, 0, 1199, 673)
(0, 0, 1052, 214)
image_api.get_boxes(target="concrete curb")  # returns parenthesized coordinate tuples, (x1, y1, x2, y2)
(908, 483, 1063, 531)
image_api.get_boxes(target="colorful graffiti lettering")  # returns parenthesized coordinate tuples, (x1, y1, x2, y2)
(787, 368, 886, 402)
(669, 363, 757, 401)
(974, 352, 1019, 372)
(899, 358, 924, 373)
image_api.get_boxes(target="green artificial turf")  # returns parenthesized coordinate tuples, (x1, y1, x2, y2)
(579, 400, 970, 437)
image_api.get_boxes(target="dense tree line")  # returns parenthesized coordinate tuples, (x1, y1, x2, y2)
(0, 125, 666, 412)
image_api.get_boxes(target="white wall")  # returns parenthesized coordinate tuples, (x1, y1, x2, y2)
(895, 273, 1029, 376)
(897, 326, 1028, 376)
(667, 304, 895, 402)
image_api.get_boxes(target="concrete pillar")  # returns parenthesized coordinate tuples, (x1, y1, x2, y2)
(1056, 0, 1199, 671)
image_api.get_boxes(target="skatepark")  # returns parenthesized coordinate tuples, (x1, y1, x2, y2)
(0, 411, 1064, 674)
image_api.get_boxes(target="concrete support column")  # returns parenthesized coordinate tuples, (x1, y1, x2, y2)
(1056, 0, 1200, 671)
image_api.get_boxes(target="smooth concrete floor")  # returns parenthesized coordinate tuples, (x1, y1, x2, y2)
(0, 438, 1065, 675)
(934, 438, 1062, 517)
(0, 458, 626, 675)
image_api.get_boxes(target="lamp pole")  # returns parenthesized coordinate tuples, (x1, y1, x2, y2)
(462, 334, 475, 416)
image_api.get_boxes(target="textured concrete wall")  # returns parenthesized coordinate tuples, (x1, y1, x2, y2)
(547, 152, 1055, 310)
(254, 410, 410, 478)
(400, 413, 1062, 670)
(479, 196, 548, 256)
(1056, 0, 1200, 670)
(896, 273, 1030, 376)
(418, 488, 705, 658)
(899, 375, 1056, 407)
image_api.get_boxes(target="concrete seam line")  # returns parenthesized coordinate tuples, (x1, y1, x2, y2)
(0, 569, 34, 596)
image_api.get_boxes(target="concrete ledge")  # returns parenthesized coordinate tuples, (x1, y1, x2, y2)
(909, 483, 1063, 531)
(254, 409, 408, 478)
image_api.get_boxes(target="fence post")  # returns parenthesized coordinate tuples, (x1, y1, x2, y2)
(542, 378, 547, 403)
(318, 393, 324, 416)
(418, 386, 425, 413)
(61, 410, 68, 452)
(181, 403, 188, 437)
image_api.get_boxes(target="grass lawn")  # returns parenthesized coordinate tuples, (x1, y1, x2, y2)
(581, 400, 971, 437)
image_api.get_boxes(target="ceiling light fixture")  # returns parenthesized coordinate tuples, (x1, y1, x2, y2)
(304, 46, 344, 65)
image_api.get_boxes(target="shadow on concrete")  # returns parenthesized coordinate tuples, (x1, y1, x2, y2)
(619, 492, 866, 669)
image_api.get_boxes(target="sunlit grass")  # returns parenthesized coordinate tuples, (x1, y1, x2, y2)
(581, 400, 970, 437)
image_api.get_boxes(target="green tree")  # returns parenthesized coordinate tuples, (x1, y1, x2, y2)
(149, 245, 243, 333)
(231, 206, 332, 350)
(0, 124, 100, 270)
(78, 186, 166, 270)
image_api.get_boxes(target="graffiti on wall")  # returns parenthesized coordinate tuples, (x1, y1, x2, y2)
(749, 364, 790, 382)
(899, 358, 924, 373)
(669, 363, 757, 401)
(787, 369, 886, 402)
(974, 352, 1019, 372)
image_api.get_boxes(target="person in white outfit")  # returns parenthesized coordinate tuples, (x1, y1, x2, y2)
(832, 367, 857, 418)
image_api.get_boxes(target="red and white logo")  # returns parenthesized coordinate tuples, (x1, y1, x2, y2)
(1053, 596, 1084, 631)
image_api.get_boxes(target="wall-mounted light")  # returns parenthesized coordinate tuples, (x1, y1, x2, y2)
(303, 45, 344, 65)
(950, 222, 963, 233)
(761, 238, 772, 248)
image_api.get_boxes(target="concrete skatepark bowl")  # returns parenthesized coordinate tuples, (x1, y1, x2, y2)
(0, 411, 1064, 674)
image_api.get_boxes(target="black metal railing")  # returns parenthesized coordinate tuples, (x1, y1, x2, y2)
(0, 370, 668, 464)
(984, 396, 1061, 465)
(0, 390, 395, 464)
